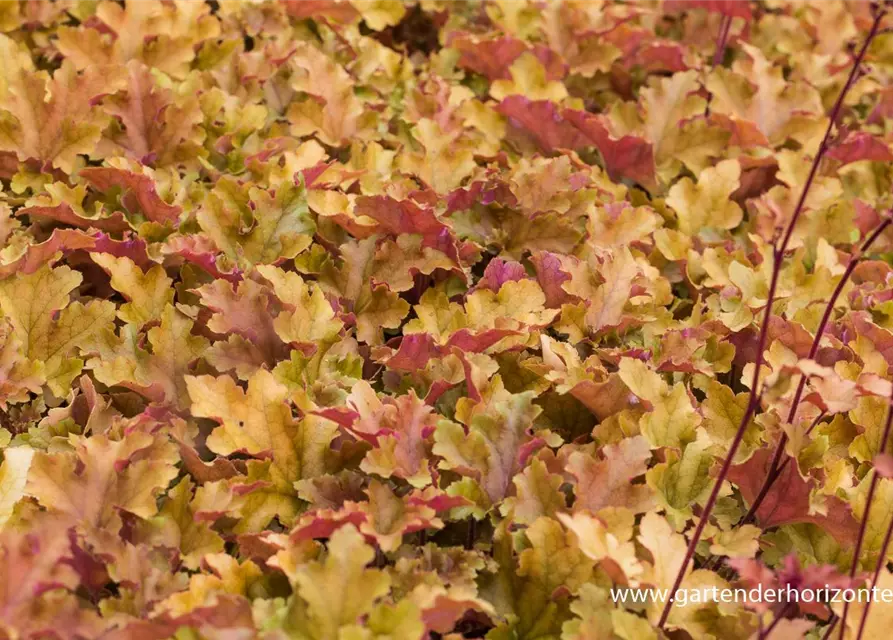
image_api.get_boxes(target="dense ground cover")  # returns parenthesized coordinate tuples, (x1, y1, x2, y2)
(2, 0, 893, 638)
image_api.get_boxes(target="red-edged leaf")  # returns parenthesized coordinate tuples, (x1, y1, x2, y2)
(80, 167, 182, 225)
(16, 201, 130, 233)
(0, 228, 97, 278)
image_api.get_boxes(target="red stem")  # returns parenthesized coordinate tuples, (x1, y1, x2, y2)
(656, 254, 770, 629)
(843, 382, 893, 637)
(741, 217, 892, 526)
(823, 616, 839, 640)
(856, 486, 893, 639)
(656, 10, 886, 629)
(778, 8, 881, 255)
(839, 476, 881, 637)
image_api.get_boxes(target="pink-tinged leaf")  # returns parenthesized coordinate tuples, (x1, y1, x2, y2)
(378, 326, 520, 374)
(65, 532, 110, 599)
(101, 61, 173, 164)
(826, 132, 893, 166)
(853, 200, 885, 238)
(0, 518, 107, 639)
(356, 195, 460, 264)
(776, 556, 856, 620)
(656, 324, 732, 376)
(381, 333, 443, 372)
(627, 41, 691, 73)
(530, 251, 575, 308)
(408, 490, 469, 514)
(450, 33, 566, 81)
(446, 180, 518, 214)
(80, 167, 182, 225)
(90, 232, 152, 270)
(314, 406, 358, 430)
(355, 195, 449, 239)
(478, 258, 528, 292)
(496, 97, 590, 153)
(728, 447, 860, 545)
(445, 328, 519, 353)
(664, 0, 753, 20)
(196, 278, 283, 364)
(562, 109, 656, 189)
(603, 24, 693, 74)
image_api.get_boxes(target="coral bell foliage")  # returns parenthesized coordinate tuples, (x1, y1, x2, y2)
(6, 0, 893, 639)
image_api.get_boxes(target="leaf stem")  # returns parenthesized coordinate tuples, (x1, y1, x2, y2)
(656, 10, 886, 630)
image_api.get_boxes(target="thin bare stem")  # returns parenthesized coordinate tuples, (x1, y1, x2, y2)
(856, 491, 893, 639)
(839, 475, 881, 636)
(823, 616, 839, 640)
(656, 322, 763, 628)
(656, 11, 887, 629)
(778, 11, 882, 254)
(741, 218, 892, 526)
(843, 382, 893, 637)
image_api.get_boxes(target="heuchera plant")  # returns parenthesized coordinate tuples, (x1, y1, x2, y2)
(3, 1, 893, 639)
